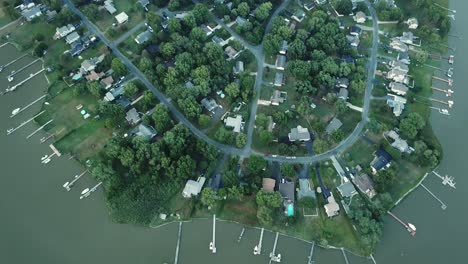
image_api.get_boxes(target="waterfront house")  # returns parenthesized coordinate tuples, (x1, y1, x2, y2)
(399, 32, 416, 45)
(224, 115, 243, 133)
(325, 117, 343, 134)
(386, 94, 407, 117)
(115, 12, 129, 25)
(353, 173, 376, 198)
(397, 52, 411, 65)
(279, 179, 295, 216)
(288, 125, 311, 142)
(386, 130, 412, 153)
(324, 193, 340, 217)
(262, 178, 276, 193)
(274, 72, 284, 87)
(354, 11, 366, 24)
(337, 178, 357, 198)
(132, 124, 157, 140)
(182, 177, 206, 198)
(387, 68, 408, 83)
(275, 55, 287, 70)
(389, 60, 409, 74)
(389, 82, 408, 96)
(65, 32, 80, 45)
(370, 148, 393, 174)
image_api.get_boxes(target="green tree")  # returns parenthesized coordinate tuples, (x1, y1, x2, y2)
(313, 139, 329, 154)
(124, 82, 139, 97)
(399, 112, 426, 139)
(259, 130, 273, 145)
(225, 82, 240, 99)
(168, 18, 182, 33)
(350, 79, 366, 94)
(33, 42, 48, 57)
(152, 104, 173, 132)
(335, 99, 347, 114)
(256, 190, 282, 208)
(146, 12, 162, 32)
(227, 186, 244, 201)
(111, 58, 128, 76)
(198, 114, 211, 127)
(236, 2, 250, 17)
(201, 188, 217, 208)
(168, 0, 180, 11)
(281, 164, 296, 178)
(87, 81, 102, 97)
(254, 2, 272, 21)
(236, 133, 247, 148)
(415, 50, 429, 64)
(257, 206, 273, 225)
(246, 156, 267, 174)
(335, 0, 353, 15)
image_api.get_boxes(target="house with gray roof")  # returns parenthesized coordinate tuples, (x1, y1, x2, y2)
(337, 179, 357, 198)
(134, 30, 152, 44)
(370, 148, 393, 174)
(65, 32, 80, 45)
(336, 78, 349, 88)
(298, 179, 316, 200)
(54, 24, 76, 39)
(274, 72, 284, 87)
(389, 82, 408, 96)
(201, 98, 219, 112)
(338, 88, 348, 101)
(279, 40, 288, 54)
(288, 125, 311, 142)
(21, 5, 42, 21)
(132, 124, 157, 140)
(326, 117, 342, 134)
(279, 179, 295, 216)
(125, 108, 141, 125)
(275, 55, 287, 70)
(233, 61, 244, 75)
(353, 173, 376, 198)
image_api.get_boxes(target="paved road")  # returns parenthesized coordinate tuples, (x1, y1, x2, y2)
(114, 20, 147, 45)
(63, 0, 379, 165)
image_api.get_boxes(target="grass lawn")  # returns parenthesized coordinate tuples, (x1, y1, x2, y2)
(342, 138, 378, 168)
(94, 0, 145, 39)
(218, 196, 258, 226)
(339, 110, 361, 136)
(0, 2, 12, 28)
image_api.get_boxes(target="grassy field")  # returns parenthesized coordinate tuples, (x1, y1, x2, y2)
(94, 0, 145, 39)
(342, 138, 378, 168)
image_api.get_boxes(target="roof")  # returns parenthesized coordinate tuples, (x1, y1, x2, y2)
(297, 179, 316, 199)
(279, 40, 288, 54)
(22, 6, 42, 21)
(336, 77, 349, 88)
(224, 115, 243, 133)
(100, 76, 114, 88)
(201, 98, 218, 112)
(225, 46, 239, 59)
(236, 16, 247, 26)
(212, 36, 224, 45)
(115, 12, 129, 24)
(85, 71, 104, 81)
(389, 82, 408, 95)
(133, 124, 157, 140)
(346, 35, 360, 47)
(65, 32, 80, 44)
(354, 11, 366, 22)
(387, 95, 407, 116)
(390, 60, 409, 73)
(324, 193, 340, 217)
(326, 117, 343, 134)
(274, 72, 284, 86)
(390, 39, 408, 52)
(233, 61, 244, 74)
(116, 97, 131, 109)
(135, 30, 152, 44)
(125, 108, 141, 125)
(338, 88, 348, 100)
(262, 178, 276, 193)
(182, 177, 206, 198)
(275, 55, 286, 69)
(371, 148, 393, 172)
(400, 32, 415, 44)
(337, 180, 357, 198)
(353, 173, 376, 198)
(279, 180, 295, 202)
(350, 25, 362, 35)
(289, 125, 311, 142)
(138, 0, 150, 6)
(271, 90, 287, 105)
(104, 3, 117, 14)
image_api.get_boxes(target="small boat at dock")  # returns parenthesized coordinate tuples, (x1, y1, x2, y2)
(11, 108, 20, 116)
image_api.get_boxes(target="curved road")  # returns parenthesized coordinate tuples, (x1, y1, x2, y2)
(62, 0, 379, 164)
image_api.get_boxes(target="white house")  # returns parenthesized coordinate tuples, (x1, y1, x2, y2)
(115, 12, 129, 25)
(406, 17, 418, 29)
(182, 177, 206, 198)
(354, 11, 366, 24)
(389, 82, 408, 96)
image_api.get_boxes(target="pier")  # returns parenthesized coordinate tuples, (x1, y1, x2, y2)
(26, 119, 53, 139)
(307, 241, 315, 264)
(432, 76, 453, 86)
(237, 227, 245, 243)
(6, 110, 45, 135)
(63, 170, 87, 191)
(387, 211, 416, 236)
(429, 98, 454, 108)
(209, 214, 216, 253)
(40, 128, 64, 144)
(174, 221, 182, 264)
(4, 68, 45, 93)
(429, 106, 450, 116)
(79, 182, 102, 199)
(269, 232, 281, 263)
(10, 94, 47, 118)
(7, 58, 41, 81)
(254, 228, 264, 255)
(432, 171, 456, 189)
(431, 86, 453, 96)
(0, 54, 28, 72)
(341, 248, 350, 264)
(420, 184, 447, 210)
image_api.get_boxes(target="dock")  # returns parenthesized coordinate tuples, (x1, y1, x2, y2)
(79, 182, 102, 199)
(341, 248, 350, 264)
(209, 214, 217, 253)
(254, 228, 264, 255)
(0, 54, 28, 71)
(307, 241, 315, 264)
(4, 68, 45, 93)
(431, 86, 453, 96)
(433, 171, 456, 189)
(40, 128, 64, 144)
(6, 110, 45, 135)
(387, 211, 416, 236)
(432, 76, 453, 86)
(10, 94, 47, 118)
(49, 144, 62, 157)
(420, 184, 447, 210)
(7, 58, 41, 81)
(63, 170, 87, 191)
(429, 98, 454, 108)
(26, 119, 53, 139)
(237, 227, 245, 243)
(269, 232, 281, 263)
(174, 221, 182, 264)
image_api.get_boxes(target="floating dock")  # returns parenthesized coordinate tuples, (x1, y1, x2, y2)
(253, 228, 264, 255)
(4, 68, 45, 93)
(6, 110, 45, 135)
(269, 232, 281, 263)
(26, 119, 53, 139)
(209, 214, 217, 253)
(174, 222, 182, 264)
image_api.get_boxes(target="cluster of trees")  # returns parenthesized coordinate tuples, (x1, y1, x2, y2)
(375, 1, 403, 21)
(348, 200, 384, 253)
(255, 190, 282, 225)
(413, 0, 451, 39)
(91, 123, 219, 223)
(399, 112, 426, 139)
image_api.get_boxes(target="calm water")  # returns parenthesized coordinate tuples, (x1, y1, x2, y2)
(1, 0, 467, 262)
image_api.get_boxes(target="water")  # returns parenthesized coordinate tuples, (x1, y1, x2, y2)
(1, 0, 467, 262)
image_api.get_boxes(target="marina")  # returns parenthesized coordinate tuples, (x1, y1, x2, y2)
(3, 68, 46, 94)
(269, 232, 281, 263)
(6, 110, 45, 135)
(10, 94, 47, 118)
(63, 170, 88, 191)
(0, 53, 28, 72)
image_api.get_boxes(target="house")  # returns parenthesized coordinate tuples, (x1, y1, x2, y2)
(389, 60, 409, 73)
(325, 117, 342, 134)
(386, 94, 407, 116)
(21, 5, 42, 21)
(115, 12, 129, 25)
(132, 124, 157, 140)
(399, 32, 416, 45)
(201, 98, 219, 112)
(225, 46, 240, 60)
(336, 78, 349, 88)
(70, 43, 85, 56)
(406, 17, 418, 29)
(304, 1, 316, 11)
(275, 55, 286, 70)
(104, 0, 117, 14)
(279, 40, 288, 55)
(212, 36, 224, 46)
(65, 32, 80, 45)
(279, 179, 295, 216)
(370, 148, 393, 174)
(397, 52, 411, 65)
(104, 86, 124, 101)
(182, 177, 206, 198)
(125, 108, 141, 125)
(337, 178, 357, 198)
(274, 72, 284, 87)
(389, 82, 408, 96)
(390, 39, 408, 53)
(85, 71, 104, 81)
(387, 68, 409, 84)
(224, 115, 243, 133)
(138, 0, 150, 8)
(271, 90, 287, 105)
(116, 97, 131, 109)
(262, 178, 276, 193)
(267, 116, 275, 132)
(338, 88, 349, 100)
(134, 30, 152, 44)
(354, 11, 366, 23)
(350, 25, 362, 36)
(54, 24, 76, 39)
(288, 125, 311, 142)
(80, 55, 105, 73)
(236, 16, 247, 26)
(233, 61, 244, 75)
(316, 0, 328, 4)
(292, 9, 305, 23)
(100, 76, 114, 90)
(353, 173, 376, 198)
(298, 179, 316, 199)
(346, 35, 360, 47)
(324, 193, 340, 217)
(386, 130, 412, 153)
(46, 9, 57, 22)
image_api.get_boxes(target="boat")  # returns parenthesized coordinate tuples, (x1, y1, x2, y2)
(7, 76, 13, 82)
(81, 188, 90, 195)
(63, 182, 69, 188)
(42, 158, 51, 164)
(253, 245, 260, 255)
(6, 128, 13, 134)
(447, 67, 454, 78)
(439, 109, 450, 115)
(11, 108, 20, 116)
(449, 55, 454, 64)
(41, 155, 48, 160)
